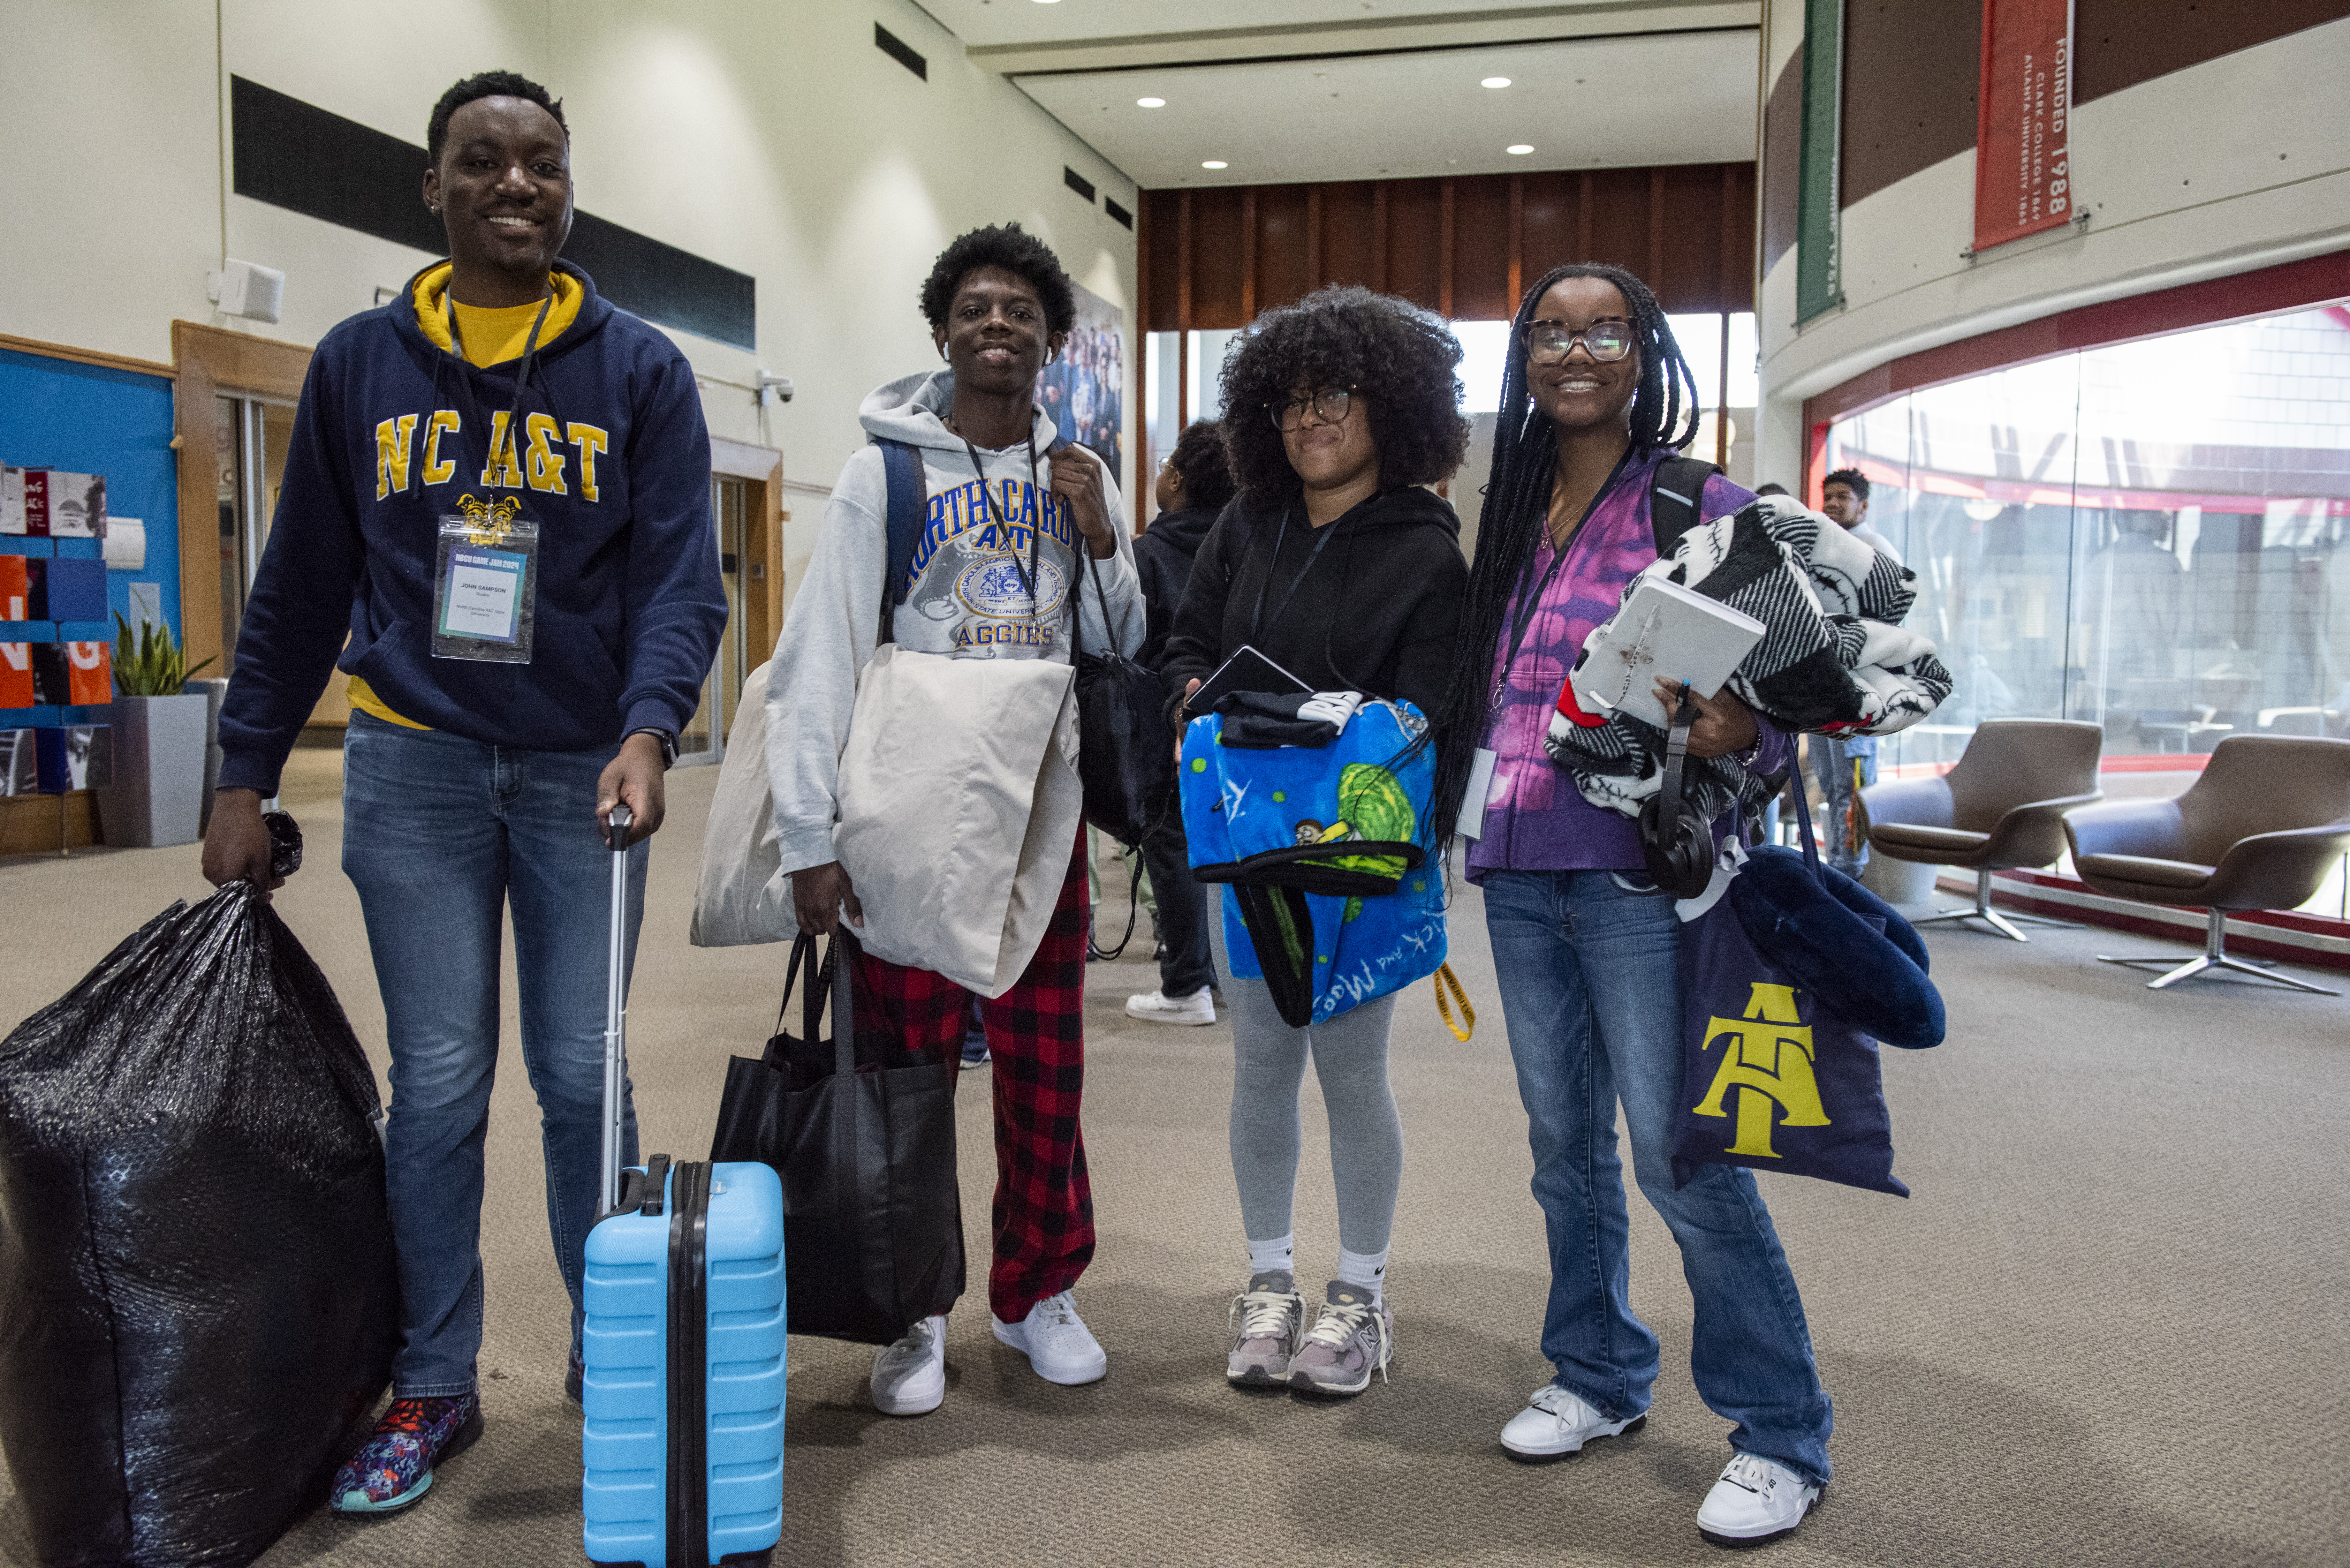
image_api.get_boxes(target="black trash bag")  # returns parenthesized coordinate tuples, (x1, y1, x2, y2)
(0, 878, 398, 1568)
(710, 931, 965, 1345)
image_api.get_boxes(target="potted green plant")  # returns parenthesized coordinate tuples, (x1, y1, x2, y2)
(97, 615, 216, 849)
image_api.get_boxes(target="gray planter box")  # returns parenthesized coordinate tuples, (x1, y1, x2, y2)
(186, 677, 229, 833)
(97, 694, 208, 848)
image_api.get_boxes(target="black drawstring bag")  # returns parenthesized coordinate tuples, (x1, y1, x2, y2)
(1074, 547, 1177, 848)
(0, 876, 398, 1568)
(709, 931, 965, 1344)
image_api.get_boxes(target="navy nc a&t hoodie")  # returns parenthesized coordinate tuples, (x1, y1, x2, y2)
(217, 259, 726, 795)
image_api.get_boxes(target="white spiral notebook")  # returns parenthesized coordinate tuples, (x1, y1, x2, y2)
(1568, 574, 1767, 729)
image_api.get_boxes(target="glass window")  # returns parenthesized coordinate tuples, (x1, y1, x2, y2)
(1825, 300, 2350, 911)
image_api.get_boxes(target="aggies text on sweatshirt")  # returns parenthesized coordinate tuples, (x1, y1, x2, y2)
(216, 259, 727, 795)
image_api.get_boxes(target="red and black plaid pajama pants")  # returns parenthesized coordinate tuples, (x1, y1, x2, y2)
(847, 829, 1094, 1324)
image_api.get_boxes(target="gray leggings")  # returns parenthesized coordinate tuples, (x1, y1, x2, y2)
(1211, 915, 1405, 1256)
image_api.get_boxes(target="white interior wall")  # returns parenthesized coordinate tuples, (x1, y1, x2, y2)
(0, 0, 1139, 611)
(1755, 18, 2350, 486)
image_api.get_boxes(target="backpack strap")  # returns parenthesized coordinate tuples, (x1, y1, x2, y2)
(870, 435, 926, 646)
(1649, 454, 1721, 559)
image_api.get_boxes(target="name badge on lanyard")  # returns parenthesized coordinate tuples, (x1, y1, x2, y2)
(431, 289, 552, 665)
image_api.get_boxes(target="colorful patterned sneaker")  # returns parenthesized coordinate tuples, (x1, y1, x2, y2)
(1287, 1282, 1393, 1397)
(1697, 1453, 1821, 1547)
(1227, 1270, 1305, 1386)
(328, 1394, 483, 1516)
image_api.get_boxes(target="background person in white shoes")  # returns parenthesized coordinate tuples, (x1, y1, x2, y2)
(1427, 263, 1831, 1549)
(764, 224, 1138, 1415)
(1157, 288, 1469, 1399)
(1125, 421, 1236, 1028)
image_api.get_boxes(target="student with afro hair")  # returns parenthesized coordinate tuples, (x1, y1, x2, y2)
(763, 223, 1144, 1416)
(1158, 285, 1470, 1400)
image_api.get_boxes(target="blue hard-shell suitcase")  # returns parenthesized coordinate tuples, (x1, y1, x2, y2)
(582, 805, 785, 1568)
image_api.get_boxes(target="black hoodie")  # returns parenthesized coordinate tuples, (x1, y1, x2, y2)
(1132, 502, 1221, 668)
(1159, 486, 1466, 723)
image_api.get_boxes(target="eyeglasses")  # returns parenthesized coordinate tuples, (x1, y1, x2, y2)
(1522, 320, 1634, 365)
(1270, 386, 1355, 432)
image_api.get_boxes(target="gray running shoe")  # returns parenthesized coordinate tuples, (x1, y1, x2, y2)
(1227, 1270, 1303, 1386)
(1288, 1281, 1393, 1397)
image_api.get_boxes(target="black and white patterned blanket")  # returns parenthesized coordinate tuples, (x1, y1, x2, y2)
(1543, 495, 1955, 822)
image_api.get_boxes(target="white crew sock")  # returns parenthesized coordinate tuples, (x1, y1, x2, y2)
(1336, 1245, 1390, 1304)
(1247, 1234, 1295, 1281)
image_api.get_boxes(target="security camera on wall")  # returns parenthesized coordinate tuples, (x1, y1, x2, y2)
(206, 258, 286, 325)
(757, 372, 794, 406)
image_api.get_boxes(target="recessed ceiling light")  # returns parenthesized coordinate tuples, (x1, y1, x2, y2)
(1137, 96, 1165, 108)
(1202, 160, 1229, 170)
(1482, 77, 1511, 89)
(1506, 144, 1535, 155)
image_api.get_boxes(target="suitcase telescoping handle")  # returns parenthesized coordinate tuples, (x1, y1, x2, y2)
(599, 803, 633, 1219)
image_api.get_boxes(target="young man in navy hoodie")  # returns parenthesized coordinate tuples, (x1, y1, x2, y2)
(201, 71, 725, 1516)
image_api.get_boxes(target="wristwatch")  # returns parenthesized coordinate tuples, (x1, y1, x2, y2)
(626, 726, 679, 769)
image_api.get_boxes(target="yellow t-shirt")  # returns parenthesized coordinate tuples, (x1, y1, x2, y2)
(346, 263, 584, 729)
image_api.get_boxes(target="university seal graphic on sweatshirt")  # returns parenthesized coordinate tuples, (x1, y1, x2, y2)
(761, 369, 1147, 877)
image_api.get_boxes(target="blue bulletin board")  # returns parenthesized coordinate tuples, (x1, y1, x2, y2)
(0, 344, 182, 643)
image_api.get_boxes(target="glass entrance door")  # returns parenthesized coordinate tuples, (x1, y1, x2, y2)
(216, 395, 295, 675)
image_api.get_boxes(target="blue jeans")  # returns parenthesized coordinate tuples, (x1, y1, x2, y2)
(1808, 736, 1878, 875)
(342, 711, 643, 1398)
(1482, 870, 1833, 1485)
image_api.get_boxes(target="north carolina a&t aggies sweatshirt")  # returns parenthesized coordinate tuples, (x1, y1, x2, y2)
(217, 258, 726, 795)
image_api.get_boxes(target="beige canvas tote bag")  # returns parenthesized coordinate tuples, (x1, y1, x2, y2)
(833, 642, 1081, 997)
(689, 659, 796, 948)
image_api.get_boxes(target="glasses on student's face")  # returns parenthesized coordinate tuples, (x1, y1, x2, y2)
(1270, 386, 1354, 432)
(1522, 320, 1634, 365)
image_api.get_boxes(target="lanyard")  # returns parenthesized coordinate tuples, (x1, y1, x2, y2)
(445, 288, 556, 483)
(958, 433, 1045, 617)
(1247, 503, 1343, 646)
(1493, 445, 1635, 702)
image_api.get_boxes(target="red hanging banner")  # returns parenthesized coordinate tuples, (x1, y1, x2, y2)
(1972, 0, 2075, 253)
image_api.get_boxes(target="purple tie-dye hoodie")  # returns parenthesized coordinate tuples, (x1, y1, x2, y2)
(1464, 448, 1784, 881)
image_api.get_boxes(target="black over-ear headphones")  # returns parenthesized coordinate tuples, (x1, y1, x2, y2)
(1637, 688, 1716, 899)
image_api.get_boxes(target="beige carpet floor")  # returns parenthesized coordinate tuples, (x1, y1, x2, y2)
(1, 751, 2345, 1567)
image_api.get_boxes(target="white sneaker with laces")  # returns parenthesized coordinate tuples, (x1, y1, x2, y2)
(1125, 988, 1216, 1026)
(1499, 1383, 1645, 1460)
(869, 1313, 947, 1416)
(991, 1290, 1108, 1385)
(1697, 1453, 1820, 1546)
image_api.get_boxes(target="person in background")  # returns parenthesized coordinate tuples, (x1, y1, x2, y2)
(1159, 286, 1468, 1399)
(1124, 421, 1237, 1027)
(1813, 467, 1893, 875)
(202, 70, 726, 1517)
(1429, 262, 1832, 1548)
(764, 223, 1144, 1418)
(1752, 481, 1788, 496)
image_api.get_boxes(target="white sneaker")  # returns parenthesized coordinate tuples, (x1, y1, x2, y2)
(991, 1290, 1108, 1385)
(869, 1314, 947, 1416)
(1125, 988, 1216, 1026)
(1697, 1453, 1820, 1546)
(1498, 1383, 1645, 1460)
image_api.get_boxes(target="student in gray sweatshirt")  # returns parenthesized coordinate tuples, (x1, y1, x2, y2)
(763, 224, 1144, 1418)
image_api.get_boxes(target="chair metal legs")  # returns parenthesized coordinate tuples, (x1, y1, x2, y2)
(1909, 867, 2084, 943)
(2098, 908, 2339, 996)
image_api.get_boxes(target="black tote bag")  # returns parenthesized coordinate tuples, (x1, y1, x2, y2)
(1075, 547, 1178, 847)
(710, 931, 965, 1344)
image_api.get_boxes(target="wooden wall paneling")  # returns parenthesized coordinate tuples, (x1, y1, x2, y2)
(1145, 190, 1184, 330)
(1371, 185, 1390, 291)
(0, 792, 102, 855)
(1588, 169, 1652, 275)
(1520, 170, 1577, 282)
(1320, 183, 1378, 289)
(1305, 186, 1323, 290)
(1384, 179, 1444, 312)
(1656, 163, 1727, 312)
(1649, 167, 1668, 284)
(1507, 174, 1525, 311)
(1240, 188, 1258, 322)
(1177, 191, 1195, 333)
(1189, 187, 1247, 329)
(1453, 174, 1513, 321)
(1257, 185, 1314, 313)
(1438, 178, 1456, 318)
(1135, 206, 1152, 523)
(1578, 171, 1596, 259)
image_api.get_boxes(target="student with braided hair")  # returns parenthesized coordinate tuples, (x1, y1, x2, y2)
(1427, 264, 1833, 1548)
